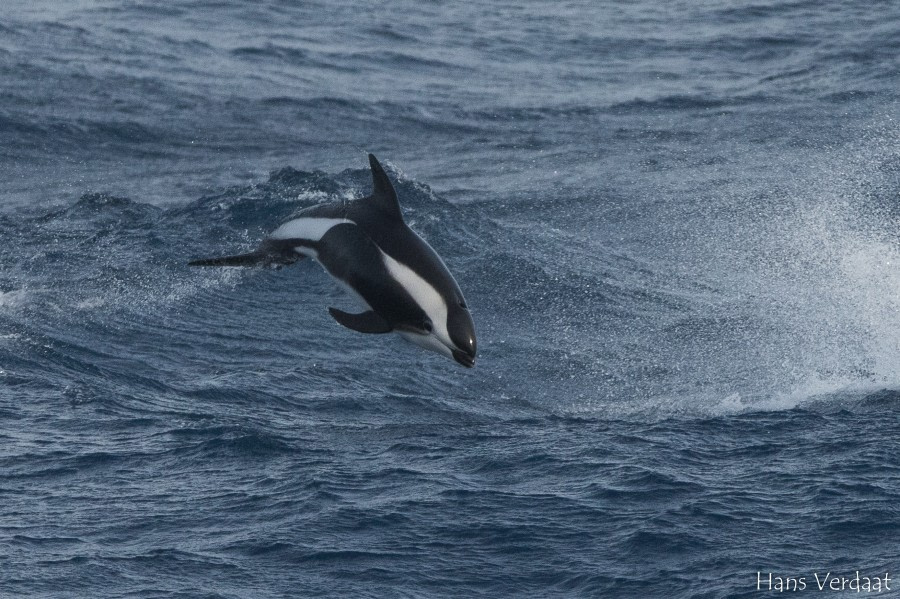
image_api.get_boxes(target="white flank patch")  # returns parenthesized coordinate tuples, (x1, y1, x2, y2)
(379, 250, 451, 347)
(270, 217, 354, 242)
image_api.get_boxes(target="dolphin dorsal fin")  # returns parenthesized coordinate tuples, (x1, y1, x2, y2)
(368, 154, 403, 220)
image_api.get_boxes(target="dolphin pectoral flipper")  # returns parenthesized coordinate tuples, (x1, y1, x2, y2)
(328, 307, 392, 334)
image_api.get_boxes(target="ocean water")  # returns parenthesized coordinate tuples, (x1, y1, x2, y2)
(2, 0, 900, 597)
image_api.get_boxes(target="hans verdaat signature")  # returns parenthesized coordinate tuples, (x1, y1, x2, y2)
(757, 572, 891, 593)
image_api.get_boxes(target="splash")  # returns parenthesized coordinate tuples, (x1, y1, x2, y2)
(684, 118, 900, 413)
(531, 117, 900, 419)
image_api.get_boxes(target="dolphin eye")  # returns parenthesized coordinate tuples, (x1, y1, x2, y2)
(422, 320, 433, 333)
(459, 301, 468, 310)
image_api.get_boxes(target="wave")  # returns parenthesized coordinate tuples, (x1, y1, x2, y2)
(610, 93, 774, 114)
(4, 128, 900, 423)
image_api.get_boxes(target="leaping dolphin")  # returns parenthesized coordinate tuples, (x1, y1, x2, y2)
(189, 154, 477, 368)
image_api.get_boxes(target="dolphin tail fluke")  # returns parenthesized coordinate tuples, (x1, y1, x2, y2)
(188, 249, 301, 268)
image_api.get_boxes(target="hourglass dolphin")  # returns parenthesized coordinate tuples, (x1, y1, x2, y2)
(189, 154, 477, 367)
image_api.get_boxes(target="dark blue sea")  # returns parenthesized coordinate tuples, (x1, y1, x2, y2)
(3, 1, 900, 597)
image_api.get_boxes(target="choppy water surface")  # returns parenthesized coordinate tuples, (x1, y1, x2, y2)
(2, 1, 900, 597)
